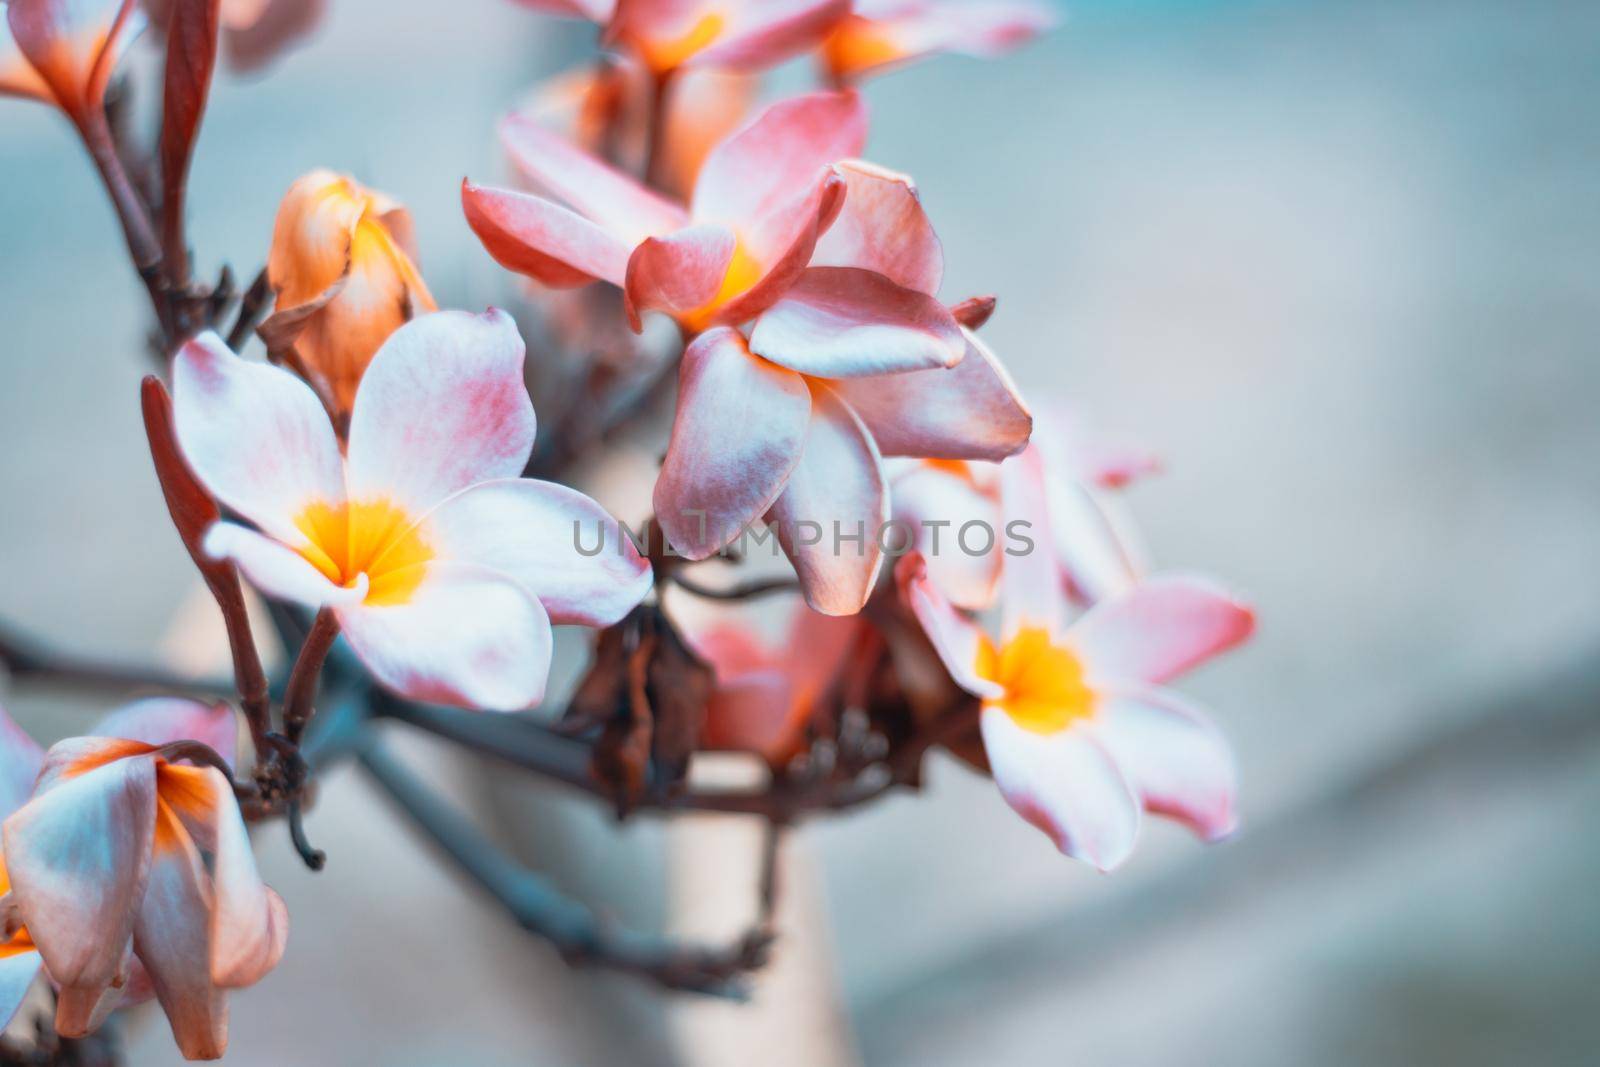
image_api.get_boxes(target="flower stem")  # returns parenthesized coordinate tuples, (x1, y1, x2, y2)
(282, 608, 340, 745)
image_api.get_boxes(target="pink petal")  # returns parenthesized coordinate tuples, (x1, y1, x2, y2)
(692, 90, 866, 233)
(1089, 687, 1237, 841)
(749, 266, 963, 378)
(461, 179, 632, 288)
(132, 800, 226, 1060)
(830, 326, 1031, 459)
(702, 672, 797, 761)
(2, 746, 157, 1037)
(6, 0, 139, 115)
(221, 0, 325, 72)
(890, 461, 1000, 610)
(811, 160, 942, 294)
(998, 445, 1065, 640)
(1065, 574, 1256, 686)
(420, 478, 653, 628)
(171, 331, 345, 546)
(202, 521, 368, 610)
(895, 552, 1001, 698)
(1047, 479, 1142, 605)
(336, 563, 554, 712)
(828, 0, 1052, 80)
(91, 699, 238, 770)
(708, 168, 846, 327)
(0, 705, 45, 819)
(622, 223, 737, 330)
(764, 384, 887, 615)
(655, 327, 811, 559)
(500, 111, 686, 244)
(345, 309, 536, 517)
(511, 0, 613, 20)
(0, 949, 42, 1030)
(696, 0, 851, 70)
(979, 706, 1140, 870)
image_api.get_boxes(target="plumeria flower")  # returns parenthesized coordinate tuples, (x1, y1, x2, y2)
(259, 170, 437, 426)
(651, 160, 1032, 614)
(0, 0, 143, 121)
(465, 90, 864, 337)
(687, 603, 865, 766)
(0, 698, 284, 1060)
(172, 309, 653, 711)
(897, 447, 1254, 869)
(891, 407, 1158, 611)
(517, 59, 756, 200)
(514, 0, 848, 77)
(820, 0, 1052, 84)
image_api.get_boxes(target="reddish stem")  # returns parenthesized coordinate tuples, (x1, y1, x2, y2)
(282, 608, 340, 745)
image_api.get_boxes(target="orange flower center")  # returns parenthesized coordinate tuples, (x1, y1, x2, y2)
(681, 240, 762, 333)
(0, 855, 35, 957)
(634, 11, 726, 73)
(822, 17, 905, 79)
(293, 499, 434, 606)
(976, 627, 1096, 734)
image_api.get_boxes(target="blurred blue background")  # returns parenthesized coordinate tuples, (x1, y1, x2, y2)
(1, 0, 1597, 1063)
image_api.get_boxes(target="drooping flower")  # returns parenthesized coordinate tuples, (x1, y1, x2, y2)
(465, 90, 864, 337)
(172, 309, 653, 711)
(820, 0, 1052, 84)
(890, 406, 1158, 611)
(0, 0, 143, 120)
(259, 170, 437, 426)
(650, 158, 1031, 614)
(897, 446, 1254, 868)
(0, 698, 283, 1061)
(688, 603, 866, 765)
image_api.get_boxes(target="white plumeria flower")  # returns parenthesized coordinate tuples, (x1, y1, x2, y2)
(897, 446, 1254, 870)
(171, 308, 652, 711)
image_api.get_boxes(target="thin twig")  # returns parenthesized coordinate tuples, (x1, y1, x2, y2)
(282, 608, 340, 745)
(670, 573, 802, 602)
(0, 624, 229, 696)
(227, 269, 272, 351)
(358, 738, 771, 997)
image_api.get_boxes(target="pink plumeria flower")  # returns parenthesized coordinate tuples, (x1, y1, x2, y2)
(897, 447, 1254, 869)
(687, 603, 865, 765)
(464, 90, 865, 337)
(0, 0, 143, 120)
(820, 0, 1053, 84)
(171, 309, 652, 711)
(891, 409, 1158, 610)
(514, 0, 849, 77)
(0, 699, 284, 1060)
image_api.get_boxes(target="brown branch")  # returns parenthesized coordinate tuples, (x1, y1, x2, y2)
(670, 573, 802, 602)
(226, 268, 273, 351)
(641, 68, 678, 191)
(0, 624, 229, 696)
(282, 608, 340, 745)
(358, 738, 771, 998)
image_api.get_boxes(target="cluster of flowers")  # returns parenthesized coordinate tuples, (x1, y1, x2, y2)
(0, 0, 1255, 1059)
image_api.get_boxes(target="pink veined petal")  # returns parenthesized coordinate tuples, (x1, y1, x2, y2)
(979, 706, 1141, 870)
(202, 522, 368, 610)
(810, 160, 943, 294)
(890, 462, 1001, 610)
(692, 90, 866, 230)
(336, 563, 555, 712)
(419, 477, 653, 629)
(171, 331, 345, 546)
(1065, 574, 1257, 687)
(1089, 687, 1238, 841)
(133, 800, 227, 1060)
(830, 325, 1031, 460)
(894, 552, 1001, 698)
(749, 266, 963, 378)
(708, 168, 846, 328)
(345, 309, 537, 517)
(2, 748, 157, 1037)
(998, 444, 1065, 640)
(696, 0, 851, 70)
(655, 327, 811, 559)
(90, 699, 238, 770)
(0, 705, 45, 819)
(462, 179, 632, 289)
(764, 384, 887, 616)
(0, 948, 42, 1031)
(622, 223, 737, 330)
(500, 111, 687, 244)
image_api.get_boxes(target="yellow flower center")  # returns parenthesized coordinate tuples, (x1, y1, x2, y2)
(293, 499, 434, 606)
(976, 627, 1096, 734)
(635, 11, 726, 73)
(681, 241, 762, 333)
